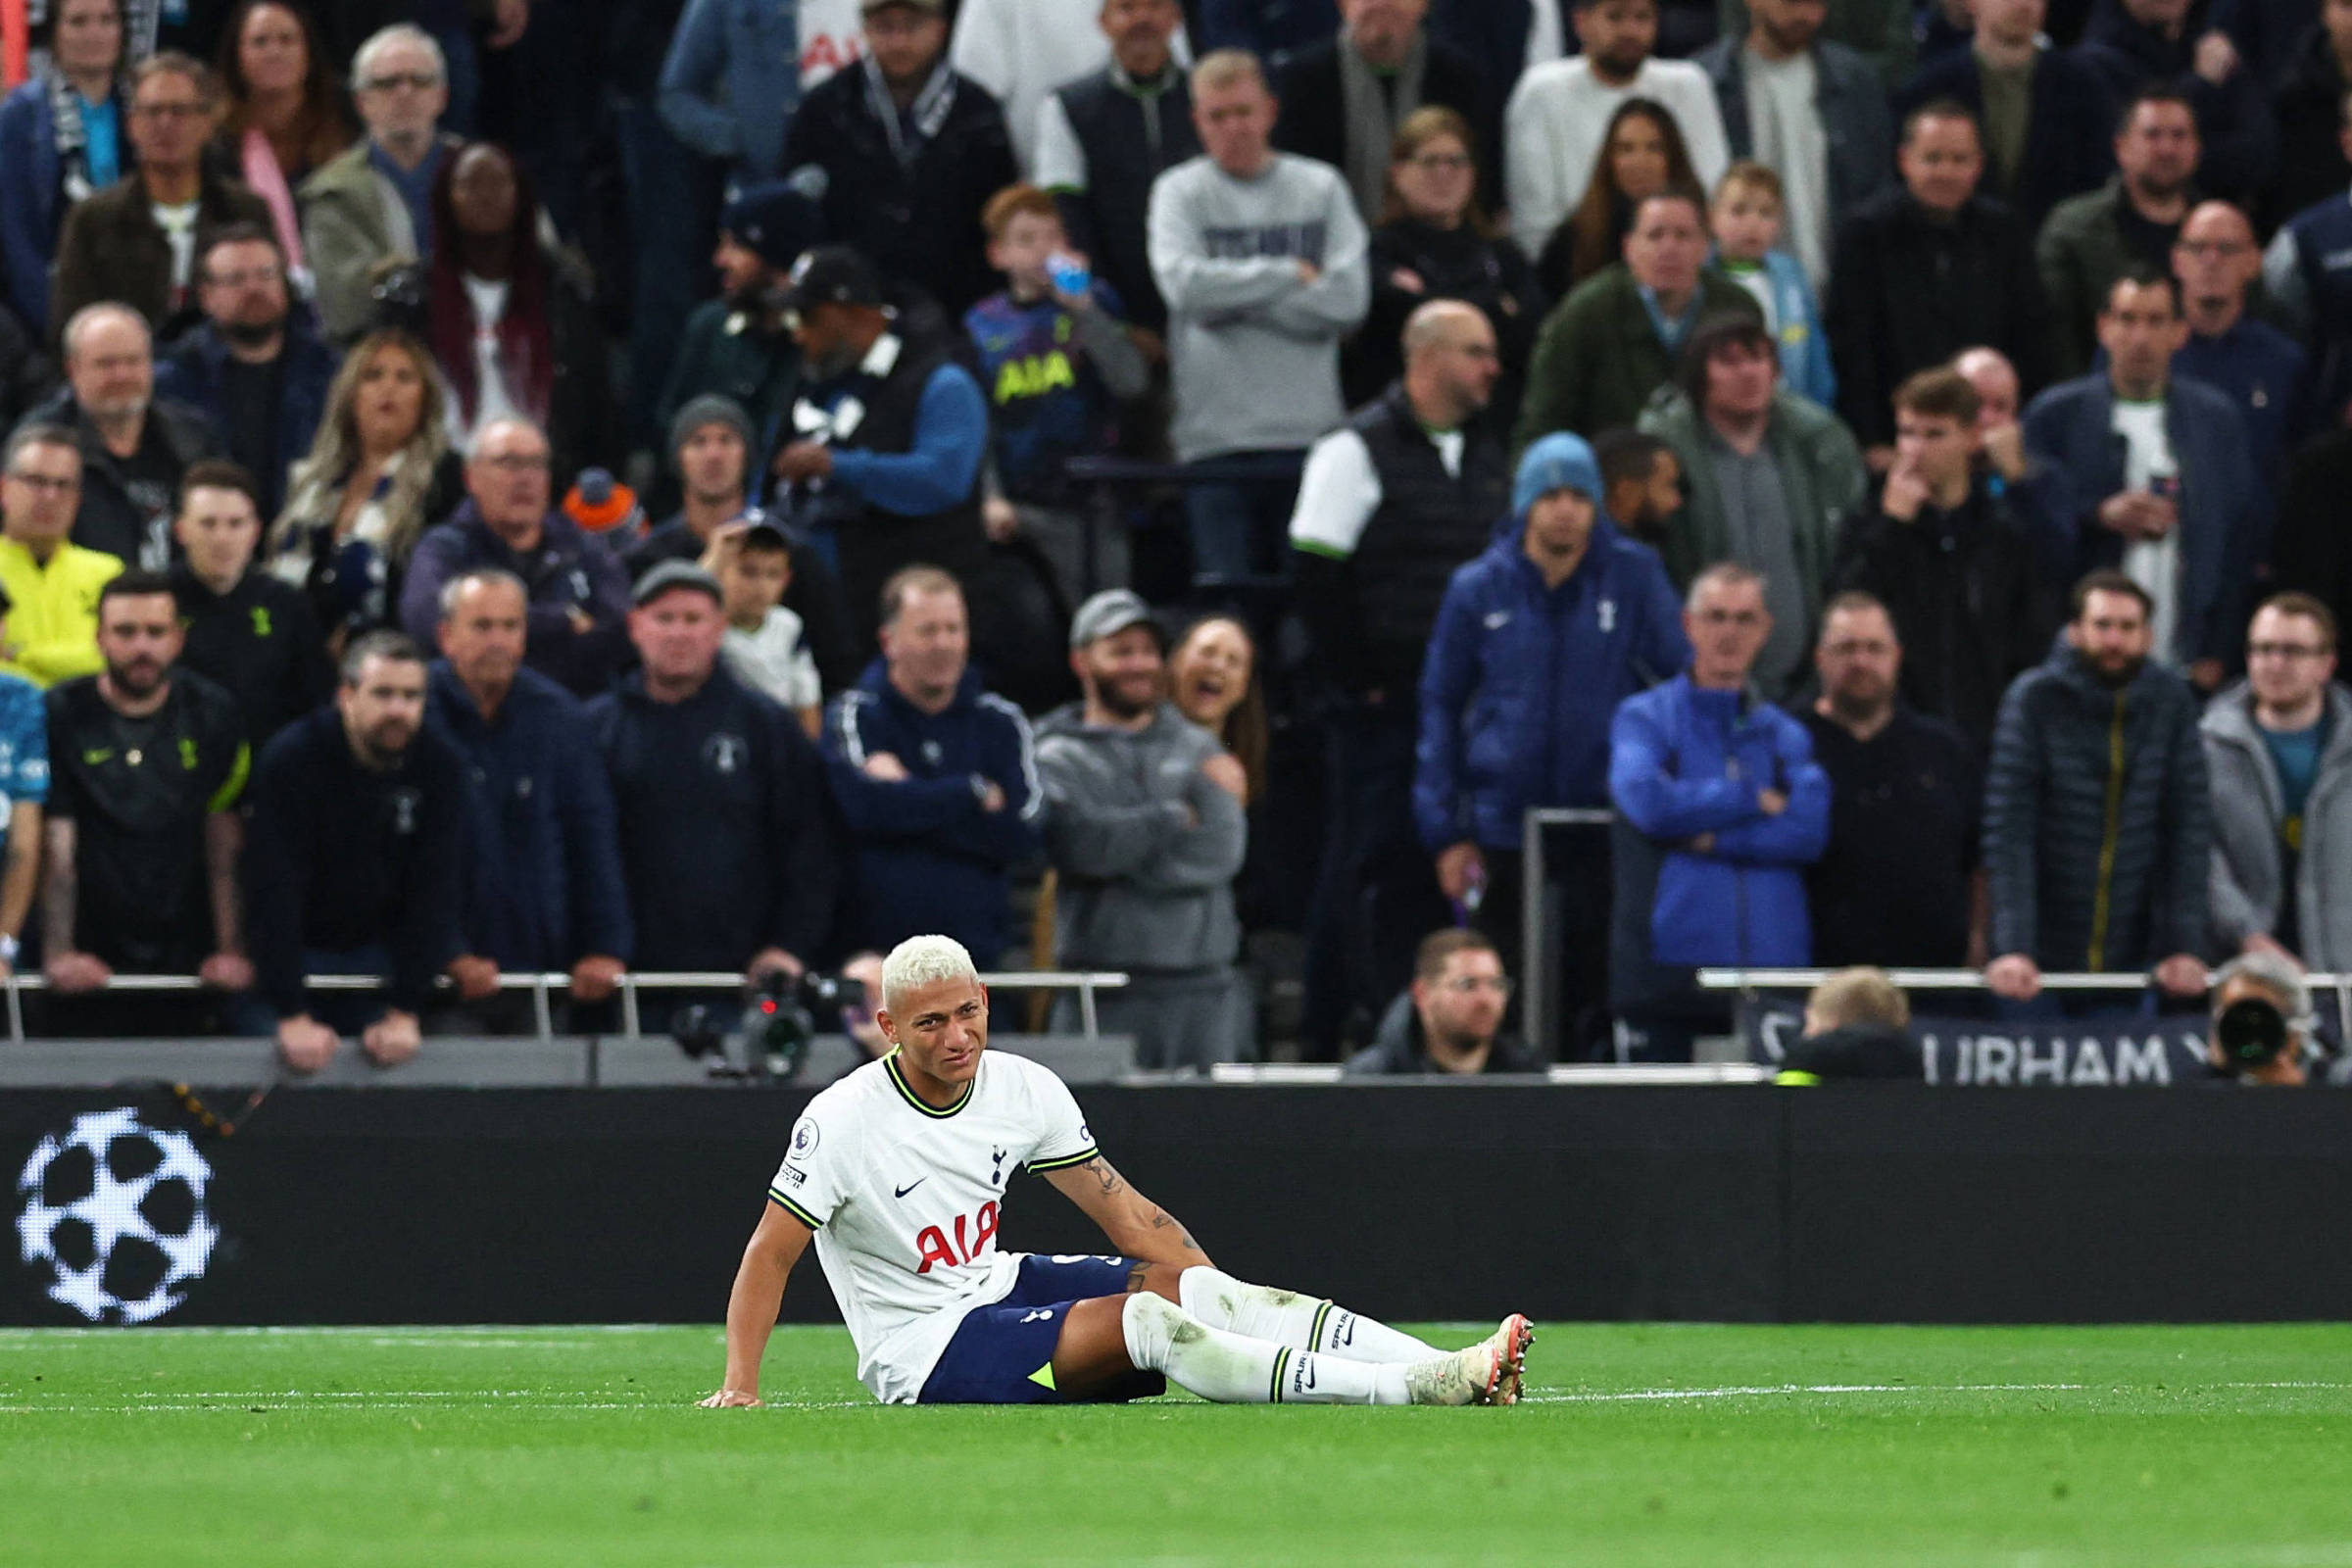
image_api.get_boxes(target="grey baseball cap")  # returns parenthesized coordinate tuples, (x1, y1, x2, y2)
(633, 560, 724, 608)
(1068, 588, 1163, 651)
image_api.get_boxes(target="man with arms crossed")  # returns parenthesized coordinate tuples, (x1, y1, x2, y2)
(702, 935, 1534, 1409)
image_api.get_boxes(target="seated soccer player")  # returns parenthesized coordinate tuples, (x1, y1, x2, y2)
(702, 935, 1535, 1409)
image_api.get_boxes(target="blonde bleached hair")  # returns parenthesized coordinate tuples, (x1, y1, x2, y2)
(881, 935, 981, 1013)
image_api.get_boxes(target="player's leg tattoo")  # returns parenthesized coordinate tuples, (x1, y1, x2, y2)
(1176, 1265, 1444, 1364)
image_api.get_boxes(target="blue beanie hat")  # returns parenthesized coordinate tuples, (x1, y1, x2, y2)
(1512, 431, 1606, 521)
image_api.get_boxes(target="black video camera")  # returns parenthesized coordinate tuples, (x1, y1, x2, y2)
(750, 969, 867, 1081)
(2214, 995, 2292, 1073)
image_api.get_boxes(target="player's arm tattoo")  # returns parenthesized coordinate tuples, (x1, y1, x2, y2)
(1146, 1204, 1205, 1254)
(1081, 1155, 1126, 1200)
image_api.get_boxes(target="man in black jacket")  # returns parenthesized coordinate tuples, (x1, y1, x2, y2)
(778, 0, 1019, 318)
(1272, 0, 1499, 223)
(169, 461, 331, 751)
(244, 631, 466, 1072)
(1825, 101, 2052, 458)
(1342, 928, 1543, 1075)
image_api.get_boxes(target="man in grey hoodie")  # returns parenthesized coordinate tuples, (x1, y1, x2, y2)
(1037, 589, 1251, 1069)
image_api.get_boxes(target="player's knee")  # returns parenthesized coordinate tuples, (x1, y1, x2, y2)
(1175, 1264, 1241, 1322)
(1120, 1288, 1198, 1367)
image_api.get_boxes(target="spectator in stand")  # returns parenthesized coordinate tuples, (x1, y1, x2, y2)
(169, 460, 328, 748)
(709, 520, 821, 732)
(778, 0, 1018, 319)
(422, 141, 611, 483)
(267, 327, 463, 648)
(2039, 87, 2203, 378)
(1826, 101, 2052, 461)
(1034, 0, 1200, 340)
(2273, 409, 2352, 639)
(1594, 425, 1683, 548)
(28, 303, 215, 570)
(1694, 0, 1893, 291)
(1892, 0, 2117, 226)
(39, 567, 256, 1034)
(425, 567, 631, 1031)
(769, 247, 991, 658)
(1148, 48, 1368, 586)
(400, 416, 629, 700)
(656, 181, 817, 465)
(967, 183, 1150, 609)
(2271, 0, 2352, 225)
(2264, 95, 2352, 430)
(951, 0, 1188, 175)
(1609, 562, 1830, 1056)
(1271, 0, 1497, 225)
(1984, 570, 2212, 1010)
(1953, 342, 2067, 569)
(1639, 312, 1866, 699)
(1719, 0, 1917, 84)
(245, 629, 464, 1071)
(154, 222, 337, 516)
(587, 563, 840, 1028)
(1037, 588, 1250, 1069)
(49, 53, 271, 342)
(0, 423, 122, 688)
(1504, 0, 1731, 263)
(2205, 592, 2352, 972)
(1832, 368, 2046, 751)
(211, 0, 348, 270)
(629, 394, 858, 696)
(2021, 269, 2257, 690)
(1197, 0, 1336, 56)
(1536, 96, 1700, 302)
(2172, 201, 2306, 514)
(302, 24, 461, 347)
(1797, 590, 1982, 967)
(1349, 107, 1543, 420)
(1775, 964, 1924, 1081)
(1293, 299, 1508, 1052)
(2076, 0, 2275, 201)
(1167, 612, 1265, 800)
(823, 565, 1039, 961)
(0, 0, 129, 338)
(1416, 433, 1689, 1053)
(656, 0, 802, 186)
(1517, 190, 1761, 453)
(1705, 162, 1836, 410)
(0, 579, 45, 979)
(1342, 927, 1543, 1075)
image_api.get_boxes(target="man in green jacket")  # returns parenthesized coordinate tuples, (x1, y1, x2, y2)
(2034, 87, 2201, 378)
(1514, 190, 1761, 455)
(1638, 313, 1866, 699)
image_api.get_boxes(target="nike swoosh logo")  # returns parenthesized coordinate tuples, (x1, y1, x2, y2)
(894, 1179, 926, 1198)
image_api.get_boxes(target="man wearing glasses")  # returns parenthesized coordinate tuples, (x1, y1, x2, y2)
(399, 417, 631, 699)
(0, 423, 123, 689)
(1343, 929, 1541, 1076)
(2204, 593, 2352, 975)
(303, 24, 461, 345)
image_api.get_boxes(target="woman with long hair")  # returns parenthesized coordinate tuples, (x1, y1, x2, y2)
(422, 139, 610, 483)
(269, 326, 463, 644)
(1348, 105, 1544, 426)
(0, 0, 129, 331)
(1537, 98, 1697, 300)
(213, 0, 347, 270)
(1168, 613, 1266, 806)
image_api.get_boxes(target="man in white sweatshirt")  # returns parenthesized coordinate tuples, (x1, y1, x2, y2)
(1148, 49, 1369, 584)
(1505, 0, 1732, 257)
(951, 0, 1190, 173)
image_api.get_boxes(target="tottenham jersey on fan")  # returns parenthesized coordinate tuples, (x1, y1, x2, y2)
(766, 1049, 1101, 1402)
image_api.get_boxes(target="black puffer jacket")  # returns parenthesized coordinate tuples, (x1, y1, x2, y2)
(1983, 642, 2212, 972)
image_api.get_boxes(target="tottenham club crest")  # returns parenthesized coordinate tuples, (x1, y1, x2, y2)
(706, 733, 748, 776)
(16, 1107, 219, 1324)
(388, 787, 420, 836)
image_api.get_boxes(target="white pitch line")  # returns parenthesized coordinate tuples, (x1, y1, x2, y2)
(1521, 1381, 2352, 1403)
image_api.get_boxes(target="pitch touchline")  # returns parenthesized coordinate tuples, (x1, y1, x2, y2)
(1523, 1381, 2352, 1402)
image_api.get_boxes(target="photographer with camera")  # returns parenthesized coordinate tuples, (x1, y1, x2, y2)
(2206, 952, 2327, 1086)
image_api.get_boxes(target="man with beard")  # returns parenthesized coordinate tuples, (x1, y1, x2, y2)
(155, 225, 340, 517)
(1796, 592, 1982, 968)
(1984, 571, 2212, 1010)
(2038, 87, 2204, 377)
(245, 631, 466, 1072)
(1342, 928, 1542, 1076)
(656, 184, 819, 462)
(39, 570, 260, 1037)
(1036, 589, 1250, 1070)
(23, 303, 215, 570)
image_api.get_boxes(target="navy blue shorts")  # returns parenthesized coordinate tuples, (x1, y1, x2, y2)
(916, 1253, 1169, 1405)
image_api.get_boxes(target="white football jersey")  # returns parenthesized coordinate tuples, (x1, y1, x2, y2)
(766, 1048, 1101, 1402)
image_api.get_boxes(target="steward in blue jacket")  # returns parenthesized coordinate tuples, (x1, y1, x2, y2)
(426, 659, 632, 978)
(823, 654, 1040, 961)
(1414, 432, 1690, 856)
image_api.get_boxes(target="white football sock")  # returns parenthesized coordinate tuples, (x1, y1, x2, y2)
(1121, 1291, 1409, 1405)
(1177, 1266, 1442, 1364)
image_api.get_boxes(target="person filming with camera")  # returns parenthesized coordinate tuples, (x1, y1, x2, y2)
(2205, 952, 2328, 1087)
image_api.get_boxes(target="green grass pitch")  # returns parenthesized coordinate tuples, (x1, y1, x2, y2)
(3, 1322, 2350, 1566)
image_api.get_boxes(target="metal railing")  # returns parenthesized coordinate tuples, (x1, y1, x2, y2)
(1521, 808, 1614, 1054)
(1696, 967, 2352, 1025)
(0, 968, 1131, 1045)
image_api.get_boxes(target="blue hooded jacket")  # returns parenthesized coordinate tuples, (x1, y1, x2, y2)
(821, 660, 1042, 959)
(1414, 433, 1690, 851)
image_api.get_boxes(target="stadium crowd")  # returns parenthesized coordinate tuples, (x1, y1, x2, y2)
(3, 0, 2352, 1071)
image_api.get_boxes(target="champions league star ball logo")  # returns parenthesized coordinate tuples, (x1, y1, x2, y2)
(15, 1108, 219, 1324)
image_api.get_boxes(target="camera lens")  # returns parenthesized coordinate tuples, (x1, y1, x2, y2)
(2216, 997, 2288, 1066)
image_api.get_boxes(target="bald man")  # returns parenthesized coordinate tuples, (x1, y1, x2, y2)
(1954, 343, 2069, 577)
(2171, 200, 2307, 502)
(1289, 299, 1510, 1057)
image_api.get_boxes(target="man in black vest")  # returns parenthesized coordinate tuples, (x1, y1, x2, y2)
(1289, 299, 1509, 1056)
(769, 247, 992, 658)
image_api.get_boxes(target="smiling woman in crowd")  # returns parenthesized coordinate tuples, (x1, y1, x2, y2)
(213, 0, 350, 271)
(0, 0, 130, 334)
(1168, 613, 1266, 806)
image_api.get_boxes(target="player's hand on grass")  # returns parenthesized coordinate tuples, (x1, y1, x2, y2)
(1200, 753, 1248, 802)
(277, 1014, 338, 1073)
(1984, 954, 2041, 1002)
(363, 1009, 421, 1068)
(570, 955, 625, 1004)
(44, 951, 111, 993)
(697, 1389, 762, 1408)
(199, 952, 254, 992)
(448, 954, 501, 1003)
